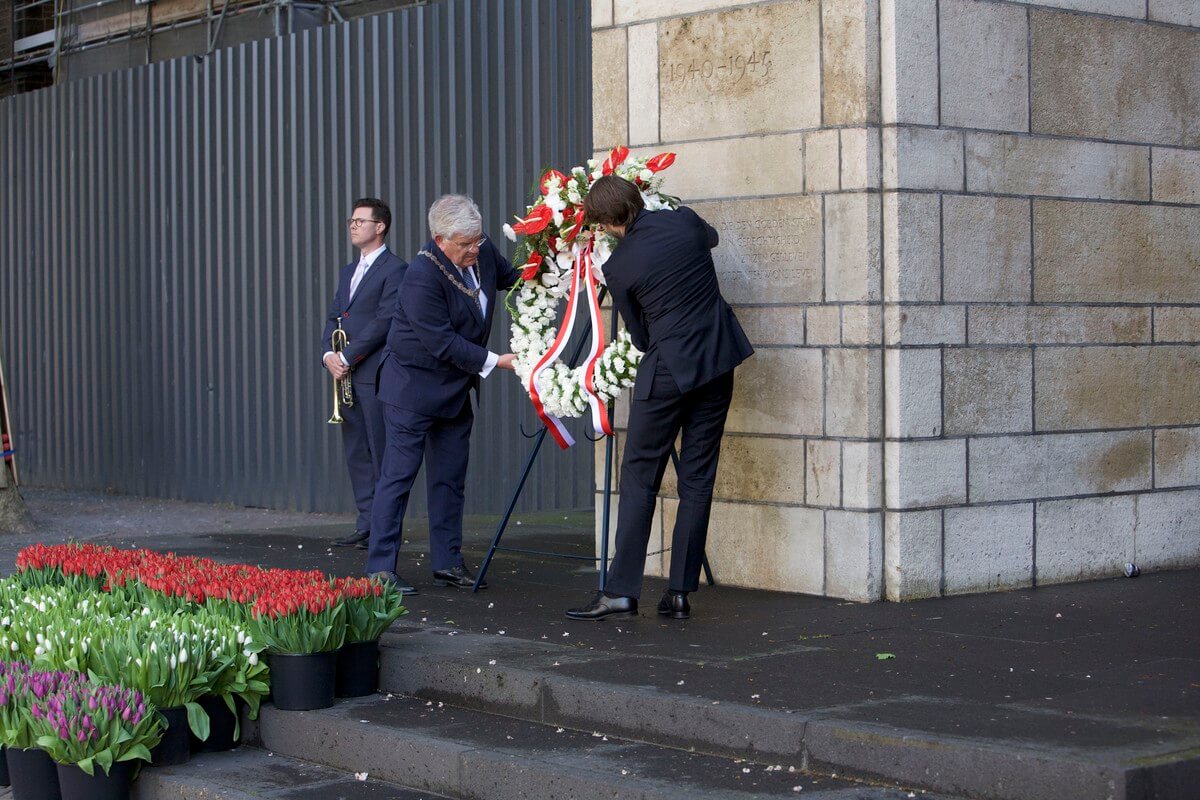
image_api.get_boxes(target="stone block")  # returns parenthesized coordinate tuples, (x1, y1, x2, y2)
(805, 305, 841, 345)
(691, 195, 823, 304)
(884, 349, 942, 438)
(636, 133, 806, 200)
(883, 126, 965, 191)
(824, 510, 883, 601)
(592, 28, 628, 149)
(710, 435, 805, 505)
(840, 127, 881, 190)
(943, 194, 1032, 303)
(1155, 308, 1200, 343)
(967, 306, 1151, 345)
(824, 192, 882, 302)
(884, 305, 966, 346)
(842, 441, 882, 509)
(1008, 0, 1144, 18)
(804, 129, 841, 193)
(1034, 346, 1200, 430)
(806, 439, 841, 507)
(880, 0, 939, 125)
(825, 348, 882, 438)
(968, 431, 1152, 502)
(1031, 9, 1200, 147)
(614, 0, 747, 25)
(658, 2, 821, 140)
(1152, 147, 1200, 205)
(884, 509, 942, 600)
(1134, 489, 1200, 570)
(883, 192, 940, 301)
(884, 439, 967, 508)
(1036, 495, 1135, 584)
(821, 0, 881, 125)
(841, 305, 882, 346)
(1150, 0, 1200, 26)
(727, 348, 824, 436)
(667, 501, 825, 594)
(1033, 200, 1200, 303)
(627, 23, 659, 146)
(966, 133, 1150, 201)
(1152, 429, 1200, 491)
(733, 306, 805, 347)
(943, 503, 1034, 594)
(939, 0, 1030, 132)
(591, 0, 613, 28)
(943, 347, 1033, 435)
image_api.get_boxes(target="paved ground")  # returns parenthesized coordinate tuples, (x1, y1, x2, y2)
(1, 488, 1197, 799)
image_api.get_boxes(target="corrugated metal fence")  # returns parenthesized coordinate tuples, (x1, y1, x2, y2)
(0, 0, 594, 517)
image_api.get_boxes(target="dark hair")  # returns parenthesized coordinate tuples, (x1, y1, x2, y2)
(352, 197, 391, 236)
(583, 175, 644, 228)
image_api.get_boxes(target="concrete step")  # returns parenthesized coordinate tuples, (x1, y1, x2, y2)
(130, 748, 448, 799)
(375, 625, 1200, 800)
(247, 694, 947, 800)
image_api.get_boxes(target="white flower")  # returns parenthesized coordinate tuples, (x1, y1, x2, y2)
(179, 648, 188, 664)
(640, 168, 654, 182)
(502, 223, 516, 242)
(170, 655, 177, 669)
(248, 652, 259, 666)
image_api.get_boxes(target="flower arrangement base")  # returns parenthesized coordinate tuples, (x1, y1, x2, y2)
(268, 651, 337, 710)
(6, 747, 62, 800)
(336, 639, 380, 698)
(0, 745, 9, 786)
(55, 761, 133, 800)
(190, 695, 240, 753)
(148, 707, 190, 767)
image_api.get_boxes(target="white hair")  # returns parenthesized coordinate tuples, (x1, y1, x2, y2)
(427, 194, 483, 239)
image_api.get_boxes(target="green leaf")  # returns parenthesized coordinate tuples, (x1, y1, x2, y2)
(95, 749, 114, 775)
(77, 756, 96, 776)
(875, 653, 896, 660)
(185, 701, 210, 741)
(118, 743, 153, 764)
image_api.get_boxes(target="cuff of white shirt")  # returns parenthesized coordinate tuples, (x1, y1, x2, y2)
(479, 351, 499, 379)
(322, 351, 350, 368)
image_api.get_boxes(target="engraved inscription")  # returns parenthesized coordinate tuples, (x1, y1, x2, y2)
(663, 50, 774, 89)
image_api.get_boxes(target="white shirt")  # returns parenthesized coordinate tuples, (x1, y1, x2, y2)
(324, 245, 389, 368)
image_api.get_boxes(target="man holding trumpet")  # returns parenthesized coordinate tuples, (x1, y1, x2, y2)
(321, 198, 407, 554)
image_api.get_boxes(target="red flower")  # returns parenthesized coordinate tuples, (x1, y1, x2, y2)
(646, 152, 676, 173)
(512, 204, 553, 236)
(539, 169, 568, 196)
(601, 146, 630, 175)
(520, 252, 543, 281)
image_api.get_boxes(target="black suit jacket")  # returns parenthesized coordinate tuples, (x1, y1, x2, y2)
(376, 237, 519, 417)
(320, 249, 407, 385)
(603, 207, 754, 399)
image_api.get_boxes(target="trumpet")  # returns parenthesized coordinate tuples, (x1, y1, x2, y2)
(328, 320, 354, 424)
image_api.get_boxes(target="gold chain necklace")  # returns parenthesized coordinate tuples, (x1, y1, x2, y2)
(419, 249, 480, 302)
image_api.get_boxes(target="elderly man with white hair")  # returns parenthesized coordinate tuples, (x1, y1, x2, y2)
(366, 194, 519, 593)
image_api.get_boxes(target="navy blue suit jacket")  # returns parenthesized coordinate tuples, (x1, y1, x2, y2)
(603, 207, 754, 400)
(321, 249, 408, 385)
(376, 237, 519, 417)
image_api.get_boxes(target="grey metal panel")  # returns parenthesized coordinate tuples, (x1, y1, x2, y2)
(0, 0, 595, 517)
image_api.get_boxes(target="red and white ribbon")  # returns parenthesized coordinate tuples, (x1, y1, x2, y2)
(579, 242, 614, 439)
(528, 258, 580, 450)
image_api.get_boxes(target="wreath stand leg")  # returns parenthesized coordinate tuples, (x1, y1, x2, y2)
(473, 296, 716, 593)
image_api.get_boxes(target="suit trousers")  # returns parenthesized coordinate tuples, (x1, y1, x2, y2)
(340, 380, 386, 533)
(365, 399, 474, 575)
(604, 363, 735, 599)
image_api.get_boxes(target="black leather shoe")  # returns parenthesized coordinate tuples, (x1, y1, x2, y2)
(657, 590, 690, 620)
(369, 571, 418, 596)
(334, 529, 370, 549)
(432, 564, 486, 590)
(566, 592, 638, 621)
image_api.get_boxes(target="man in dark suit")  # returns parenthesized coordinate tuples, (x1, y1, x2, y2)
(567, 176, 754, 621)
(322, 198, 407, 554)
(366, 194, 519, 593)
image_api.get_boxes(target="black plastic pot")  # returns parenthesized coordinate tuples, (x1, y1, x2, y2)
(267, 651, 337, 711)
(336, 639, 380, 698)
(6, 747, 62, 800)
(55, 761, 134, 800)
(0, 744, 9, 786)
(189, 695, 240, 753)
(147, 706, 190, 767)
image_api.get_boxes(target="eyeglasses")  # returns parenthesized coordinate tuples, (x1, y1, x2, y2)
(347, 217, 381, 229)
(448, 235, 487, 252)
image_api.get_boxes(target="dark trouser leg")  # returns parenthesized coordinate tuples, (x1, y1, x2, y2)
(339, 396, 375, 533)
(604, 369, 685, 600)
(365, 404, 431, 575)
(667, 370, 735, 593)
(357, 381, 387, 482)
(424, 401, 474, 572)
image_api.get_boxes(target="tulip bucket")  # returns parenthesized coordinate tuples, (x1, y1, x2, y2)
(190, 695, 240, 753)
(0, 745, 9, 786)
(268, 651, 337, 711)
(148, 706, 190, 767)
(55, 761, 134, 800)
(336, 639, 381, 698)
(6, 747, 62, 800)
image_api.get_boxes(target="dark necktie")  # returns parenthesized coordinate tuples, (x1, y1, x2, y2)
(461, 266, 482, 314)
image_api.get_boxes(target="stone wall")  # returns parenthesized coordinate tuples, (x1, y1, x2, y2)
(591, 0, 1200, 602)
